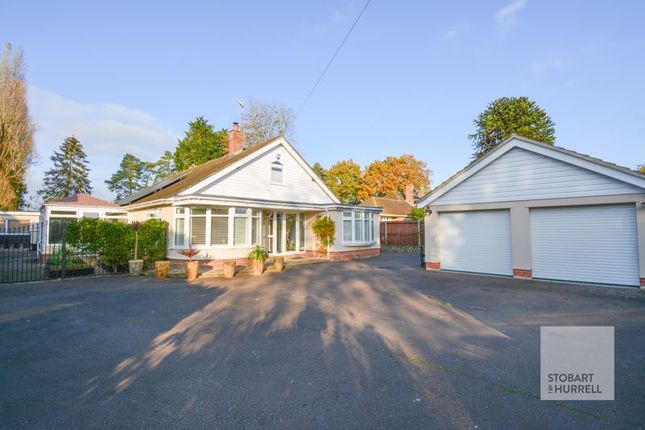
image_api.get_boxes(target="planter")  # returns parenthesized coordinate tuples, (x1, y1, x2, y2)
(155, 261, 170, 279)
(252, 260, 265, 276)
(272, 256, 284, 272)
(223, 260, 236, 279)
(128, 259, 144, 276)
(185, 261, 199, 280)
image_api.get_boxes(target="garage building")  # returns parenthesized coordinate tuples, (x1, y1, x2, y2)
(418, 135, 645, 288)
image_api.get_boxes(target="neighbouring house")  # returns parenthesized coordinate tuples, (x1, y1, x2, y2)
(0, 211, 40, 249)
(119, 123, 382, 268)
(417, 134, 645, 288)
(40, 193, 129, 248)
(359, 184, 416, 221)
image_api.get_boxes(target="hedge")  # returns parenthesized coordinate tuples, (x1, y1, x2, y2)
(66, 218, 168, 271)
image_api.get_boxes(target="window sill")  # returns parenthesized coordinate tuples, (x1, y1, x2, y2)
(341, 241, 376, 247)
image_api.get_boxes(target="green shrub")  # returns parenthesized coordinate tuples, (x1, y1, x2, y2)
(312, 216, 335, 254)
(65, 218, 167, 271)
(138, 219, 168, 266)
(248, 244, 269, 262)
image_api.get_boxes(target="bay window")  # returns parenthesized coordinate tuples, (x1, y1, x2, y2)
(174, 206, 263, 248)
(342, 211, 376, 244)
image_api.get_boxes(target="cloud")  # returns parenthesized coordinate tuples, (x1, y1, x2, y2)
(442, 20, 469, 40)
(496, 0, 527, 25)
(26, 87, 179, 201)
(529, 58, 575, 74)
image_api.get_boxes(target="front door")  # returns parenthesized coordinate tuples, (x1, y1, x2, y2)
(262, 211, 305, 255)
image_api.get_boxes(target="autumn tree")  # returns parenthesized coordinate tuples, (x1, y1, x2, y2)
(174, 117, 227, 171)
(0, 43, 35, 209)
(39, 136, 92, 202)
(105, 153, 146, 200)
(325, 160, 362, 204)
(469, 96, 555, 159)
(240, 99, 295, 146)
(638, 164, 645, 174)
(358, 154, 430, 201)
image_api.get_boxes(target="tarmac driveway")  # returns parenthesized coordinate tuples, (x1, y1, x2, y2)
(0, 253, 643, 429)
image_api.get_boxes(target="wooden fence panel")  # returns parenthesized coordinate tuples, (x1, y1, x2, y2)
(380, 221, 424, 247)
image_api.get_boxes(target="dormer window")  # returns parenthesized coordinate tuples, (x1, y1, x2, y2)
(271, 161, 283, 184)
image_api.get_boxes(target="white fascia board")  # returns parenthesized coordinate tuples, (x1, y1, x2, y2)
(179, 137, 341, 204)
(170, 196, 326, 212)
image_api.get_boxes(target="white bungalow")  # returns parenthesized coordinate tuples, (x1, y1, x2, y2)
(119, 123, 382, 267)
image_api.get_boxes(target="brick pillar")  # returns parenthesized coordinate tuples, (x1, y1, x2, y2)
(513, 268, 532, 279)
(426, 261, 440, 271)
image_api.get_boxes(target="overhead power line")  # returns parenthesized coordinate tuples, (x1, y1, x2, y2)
(296, 0, 372, 117)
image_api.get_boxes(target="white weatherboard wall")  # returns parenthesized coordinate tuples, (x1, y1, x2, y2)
(530, 205, 639, 286)
(433, 148, 643, 206)
(188, 144, 334, 205)
(439, 210, 512, 276)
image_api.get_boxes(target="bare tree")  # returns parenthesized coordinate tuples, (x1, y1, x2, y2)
(0, 43, 35, 209)
(239, 99, 295, 146)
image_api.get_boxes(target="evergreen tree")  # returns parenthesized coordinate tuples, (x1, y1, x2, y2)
(174, 117, 228, 171)
(105, 153, 145, 200)
(469, 96, 555, 159)
(151, 150, 175, 182)
(38, 136, 92, 202)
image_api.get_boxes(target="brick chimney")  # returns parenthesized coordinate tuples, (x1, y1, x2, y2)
(228, 122, 245, 154)
(404, 184, 415, 205)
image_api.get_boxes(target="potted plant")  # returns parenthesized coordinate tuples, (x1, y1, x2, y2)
(248, 245, 269, 276)
(272, 256, 285, 272)
(155, 260, 170, 279)
(223, 260, 236, 279)
(128, 221, 144, 276)
(180, 246, 200, 280)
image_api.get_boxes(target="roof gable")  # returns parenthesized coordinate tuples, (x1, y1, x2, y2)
(123, 137, 339, 206)
(418, 135, 645, 207)
(182, 139, 339, 205)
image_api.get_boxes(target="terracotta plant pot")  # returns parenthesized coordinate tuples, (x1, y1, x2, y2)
(252, 261, 264, 276)
(128, 259, 144, 276)
(155, 261, 170, 279)
(223, 260, 236, 279)
(272, 256, 284, 272)
(185, 261, 199, 280)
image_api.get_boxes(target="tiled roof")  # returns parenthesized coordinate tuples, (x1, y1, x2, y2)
(359, 196, 413, 217)
(120, 137, 281, 205)
(46, 193, 119, 208)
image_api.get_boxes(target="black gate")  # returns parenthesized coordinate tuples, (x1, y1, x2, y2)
(0, 223, 127, 284)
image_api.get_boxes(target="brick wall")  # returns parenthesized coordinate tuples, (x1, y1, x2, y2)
(513, 268, 532, 279)
(328, 248, 380, 261)
(425, 261, 440, 270)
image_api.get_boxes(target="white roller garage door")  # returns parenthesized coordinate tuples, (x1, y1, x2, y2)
(530, 205, 639, 286)
(439, 210, 512, 276)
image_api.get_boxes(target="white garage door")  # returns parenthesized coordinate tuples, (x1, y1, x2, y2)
(439, 210, 512, 276)
(531, 205, 639, 286)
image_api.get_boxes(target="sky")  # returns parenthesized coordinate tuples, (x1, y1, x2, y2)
(3, 0, 645, 203)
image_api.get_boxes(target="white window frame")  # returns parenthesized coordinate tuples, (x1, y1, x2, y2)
(173, 206, 263, 249)
(270, 162, 284, 185)
(342, 210, 375, 245)
(174, 208, 187, 248)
